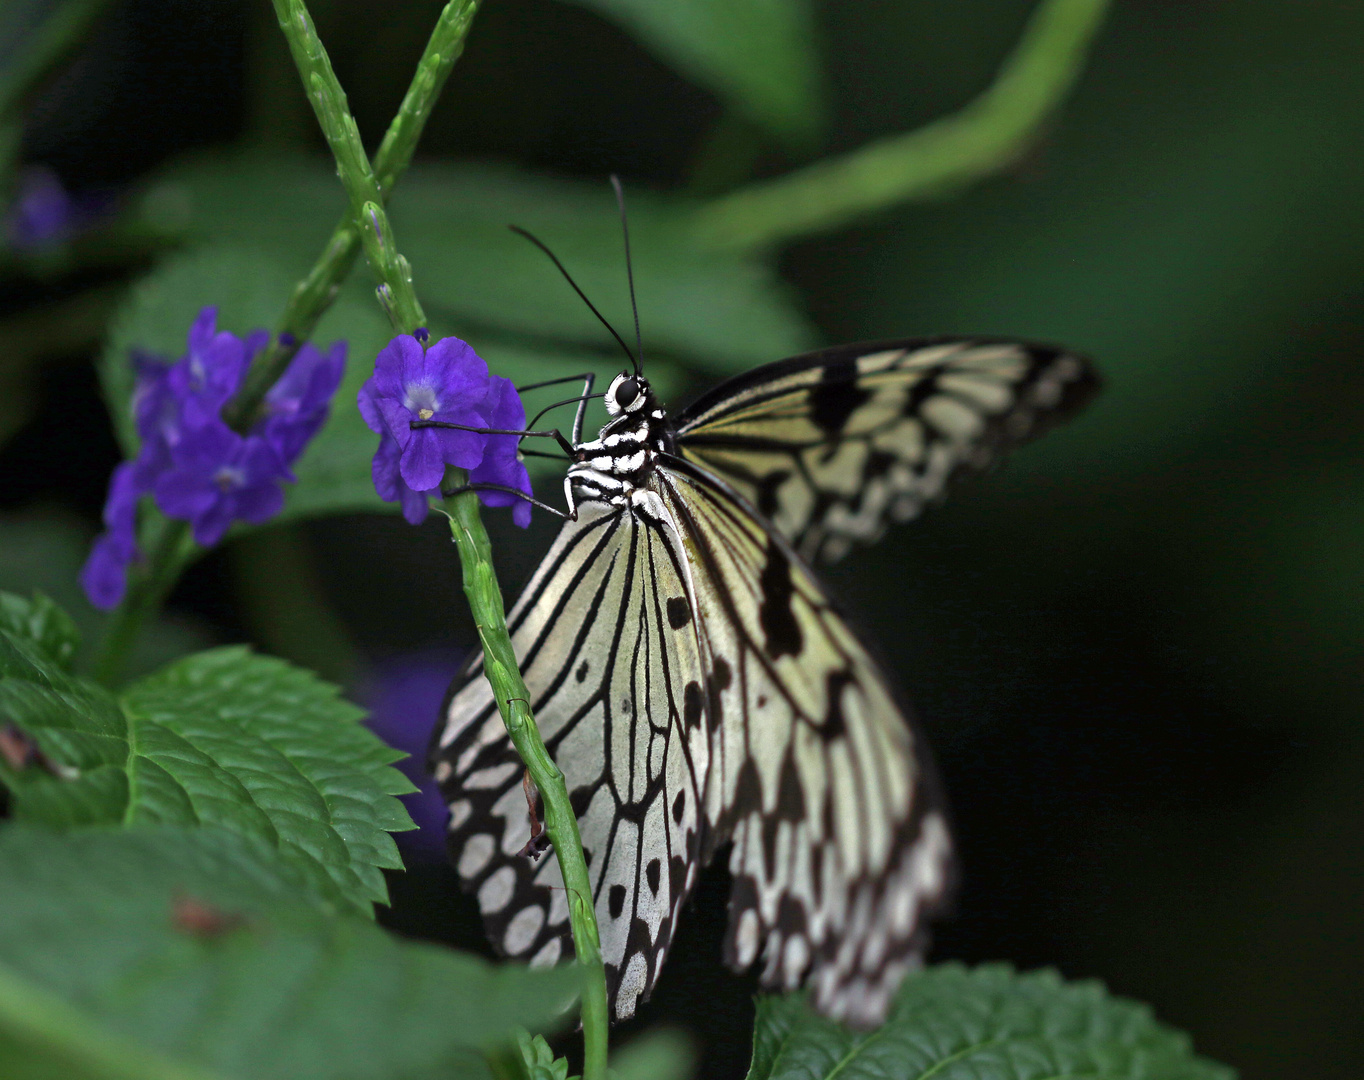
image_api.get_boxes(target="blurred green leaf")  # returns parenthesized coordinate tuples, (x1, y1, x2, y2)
(136, 155, 815, 375)
(0, 513, 209, 679)
(0, 825, 580, 1080)
(553, 0, 824, 148)
(0, 0, 113, 117)
(746, 964, 1233, 1080)
(0, 610, 416, 913)
(608, 1029, 694, 1080)
(0, 591, 78, 672)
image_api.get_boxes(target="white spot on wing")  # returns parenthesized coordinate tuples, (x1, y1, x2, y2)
(458, 833, 494, 877)
(504, 903, 546, 955)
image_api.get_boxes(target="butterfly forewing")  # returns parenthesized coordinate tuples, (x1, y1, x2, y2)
(433, 499, 710, 1020)
(675, 338, 1098, 562)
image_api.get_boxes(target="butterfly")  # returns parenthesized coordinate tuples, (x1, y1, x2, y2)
(429, 321, 1098, 1025)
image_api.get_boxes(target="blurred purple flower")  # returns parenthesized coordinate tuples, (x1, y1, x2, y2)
(6, 167, 111, 250)
(80, 307, 348, 610)
(264, 339, 347, 461)
(153, 421, 291, 546)
(359, 333, 533, 526)
(78, 462, 142, 609)
(360, 653, 462, 860)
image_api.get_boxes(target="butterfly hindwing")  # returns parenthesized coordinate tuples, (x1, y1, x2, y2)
(432, 499, 710, 1021)
(654, 457, 953, 1024)
(675, 338, 1098, 562)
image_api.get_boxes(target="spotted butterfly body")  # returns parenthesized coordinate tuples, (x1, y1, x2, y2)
(431, 337, 1097, 1025)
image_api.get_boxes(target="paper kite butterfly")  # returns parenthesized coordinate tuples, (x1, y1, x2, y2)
(430, 206, 1098, 1026)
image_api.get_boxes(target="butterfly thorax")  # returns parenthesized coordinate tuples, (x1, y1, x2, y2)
(567, 373, 673, 515)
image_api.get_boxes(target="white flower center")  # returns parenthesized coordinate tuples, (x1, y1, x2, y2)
(404, 382, 440, 418)
(214, 466, 245, 492)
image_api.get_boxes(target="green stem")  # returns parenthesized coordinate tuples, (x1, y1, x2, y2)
(93, 517, 194, 688)
(444, 489, 610, 1079)
(226, 0, 478, 429)
(690, 0, 1111, 251)
(90, 0, 479, 684)
(273, 5, 609, 1073)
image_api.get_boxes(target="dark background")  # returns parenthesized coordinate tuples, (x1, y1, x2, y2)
(3, 2, 1362, 1078)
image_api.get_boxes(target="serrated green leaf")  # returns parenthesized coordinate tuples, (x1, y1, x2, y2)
(136, 156, 815, 375)
(0, 628, 418, 913)
(0, 592, 79, 672)
(555, 0, 824, 148)
(119, 647, 417, 909)
(0, 826, 579, 1080)
(746, 964, 1234, 1080)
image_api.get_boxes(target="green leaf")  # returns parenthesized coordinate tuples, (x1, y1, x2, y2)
(0, 591, 79, 672)
(608, 1029, 695, 1080)
(0, 825, 580, 1080)
(118, 647, 417, 908)
(0, 619, 417, 913)
(135, 155, 815, 375)
(746, 964, 1234, 1080)
(554, 0, 824, 148)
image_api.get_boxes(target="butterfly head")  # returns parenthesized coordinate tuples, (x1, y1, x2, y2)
(605, 372, 651, 416)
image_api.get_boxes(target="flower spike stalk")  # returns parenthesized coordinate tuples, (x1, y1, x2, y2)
(90, 0, 480, 687)
(271, 2, 610, 1075)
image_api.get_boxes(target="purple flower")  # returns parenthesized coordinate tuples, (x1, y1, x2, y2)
(78, 463, 142, 609)
(6, 167, 113, 251)
(359, 334, 534, 526)
(358, 334, 491, 491)
(360, 653, 462, 861)
(469, 375, 533, 529)
(263, 340, 347, 462)
(79, 307, 347, 610)
(372, 433, 435, 526)
(153, 421, 291, 546)
(7, 168, 75, 249)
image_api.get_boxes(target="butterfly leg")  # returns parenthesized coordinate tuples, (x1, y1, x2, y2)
(517, 372, 598, 447)
(412, 419, 579, 459)
(439, 481, 575, 520)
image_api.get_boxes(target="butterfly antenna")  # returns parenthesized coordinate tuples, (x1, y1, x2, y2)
(610, 174, 643, 376)
(508, 225, 638, 370)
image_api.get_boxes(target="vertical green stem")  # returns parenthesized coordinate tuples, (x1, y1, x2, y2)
(271, 4, 609, 1074)
(227, 0, 478, 429)
(91, 0, 479, 684)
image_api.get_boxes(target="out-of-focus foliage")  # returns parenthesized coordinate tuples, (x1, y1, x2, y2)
(134, 156, 815, 373)
(0, 825, 580, 1080)
(553, 0, 824, 149)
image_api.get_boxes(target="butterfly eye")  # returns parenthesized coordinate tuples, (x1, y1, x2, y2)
(615, 378, 640, 410)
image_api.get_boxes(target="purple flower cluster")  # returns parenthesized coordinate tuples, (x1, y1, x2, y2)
(80, 308, 346, 610)
(358, 333, 532, 527)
